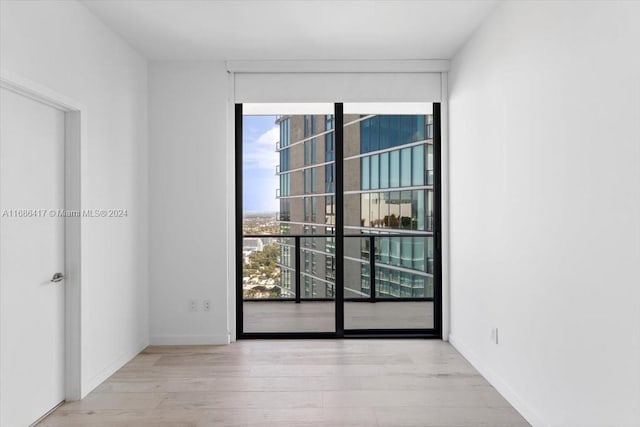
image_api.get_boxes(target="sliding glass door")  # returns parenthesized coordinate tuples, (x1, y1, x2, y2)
(341, 104, 439, 335)
(236, 102, 441, 338)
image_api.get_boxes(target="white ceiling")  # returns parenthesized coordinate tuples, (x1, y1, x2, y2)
(82, 0, 498, 61)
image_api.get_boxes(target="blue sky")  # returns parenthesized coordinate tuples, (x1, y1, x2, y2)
(243, 115, 279, 213)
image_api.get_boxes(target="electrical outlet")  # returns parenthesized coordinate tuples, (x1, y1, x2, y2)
(491, 328, 499, 344)
(189, 299, 198, 312)
(203, 299, 211, 311)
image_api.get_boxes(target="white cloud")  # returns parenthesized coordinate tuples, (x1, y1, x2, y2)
(243, 125, 279, 170)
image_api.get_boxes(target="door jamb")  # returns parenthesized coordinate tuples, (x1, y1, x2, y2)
(0, 70, 83, 402)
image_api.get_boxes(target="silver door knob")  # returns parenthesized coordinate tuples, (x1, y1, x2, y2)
(51, 273, 65, 283)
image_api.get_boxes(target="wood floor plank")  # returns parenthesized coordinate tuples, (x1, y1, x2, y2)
(40, 340, 530, 426)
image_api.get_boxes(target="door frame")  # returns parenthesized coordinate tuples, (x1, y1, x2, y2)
(234, 102, 442, 339)
(0, 70, 83, 402)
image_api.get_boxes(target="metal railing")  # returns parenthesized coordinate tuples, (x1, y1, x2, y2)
(242, 233, 434, 303)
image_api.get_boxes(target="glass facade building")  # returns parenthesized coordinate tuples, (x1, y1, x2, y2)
(276, 112, 434, 300)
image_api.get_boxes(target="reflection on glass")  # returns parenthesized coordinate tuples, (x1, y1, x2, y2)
(343, 107, 435, 318)
(380, 152, 389, 189)
(361, 157, 370, 190)
(412, 145, 424, 186)
(401, 147, 412, 187)
(371, 154, 379, 189)
(390, 150, 400, 188)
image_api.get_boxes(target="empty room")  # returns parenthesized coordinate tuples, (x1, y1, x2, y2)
(0, 1, 639, 426)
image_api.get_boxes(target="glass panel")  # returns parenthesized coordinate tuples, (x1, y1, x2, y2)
(243, 105, 335, 334)
(379, 115, 390, 149)
(370, 154, 379, 189)
(401, 237, 412, 268)
(300, 236, 335, 299)
(343, 103, 435, 332)
(380, 152, 389, 189)
(418, 190, 425, 230)
(343, 234, 435, 329)
(361, 193, 370, 229)
(400, 190, 412, 229)
(361, 156, 370, 190)
(243, 102, 438, 335)
(369, 192, 380, 228)
(361, 118, 370, 153)
(390, 236, 401, 266)
(412, 145, 425, 186)
(389, 150, 400, 188)
(401, 147, 412, 187)
(375, 236, 433, 298)
(380, 192, 390, 227)
(369, 116, 379, 151)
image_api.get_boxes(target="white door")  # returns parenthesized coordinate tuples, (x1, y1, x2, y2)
(0, 87, 66, 427)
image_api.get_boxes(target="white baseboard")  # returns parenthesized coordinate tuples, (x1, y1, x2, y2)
(150, 334, 230, 345)
(448, 334, 546, 427)
(81, 343, 146, 399)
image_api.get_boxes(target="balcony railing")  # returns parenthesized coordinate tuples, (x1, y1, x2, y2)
(242, 233, 434, 303)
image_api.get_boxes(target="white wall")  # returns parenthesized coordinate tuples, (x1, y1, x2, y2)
(448, 1, 640, 426)
(0, 0, 149, 397)
(148, 62, 230, 345)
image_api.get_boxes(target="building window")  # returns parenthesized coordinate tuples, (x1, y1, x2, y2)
(280, 199, 290, 221)
(280, 148, 290, 172)
(380, 152, 389, 189)
(311, 197, 317, 222)
(389, 150, 400, 188)
(304, 139, 316, 165)
(279, 117, 290, 147)
(280, 173, 290, 197)
(370, 154, 380, 190)
(400, 147, 411, 187)
(311, 226, 317, 249)
(304, 168, 317, 194)
(325, 164, 334, 192)
(361, 157, 370, 190)
(359, 115, 428, 154)
(325, 114, 334, 130)
(304, 115, 315, 137)
(412, 145, 424, 186)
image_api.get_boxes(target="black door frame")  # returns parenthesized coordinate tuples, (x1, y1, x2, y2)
(235, 103, 442, 339)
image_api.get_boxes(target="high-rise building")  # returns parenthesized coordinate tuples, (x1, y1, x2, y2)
(276, 112, 434, 299)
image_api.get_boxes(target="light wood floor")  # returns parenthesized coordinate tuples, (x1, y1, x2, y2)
(244, 301, 434, 332)
(41, 340, 529, 427)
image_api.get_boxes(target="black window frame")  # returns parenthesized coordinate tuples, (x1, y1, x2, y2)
(235, 103, 442, 339)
